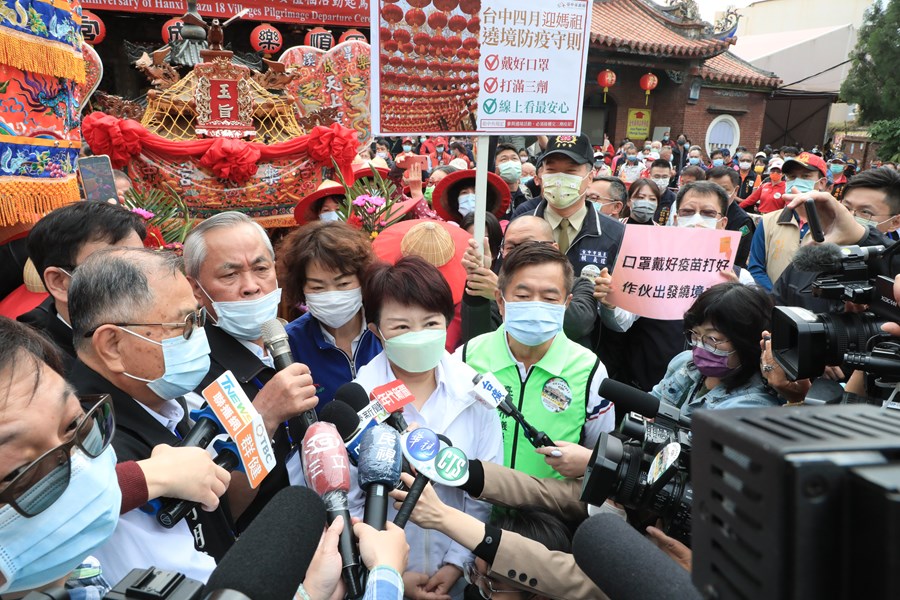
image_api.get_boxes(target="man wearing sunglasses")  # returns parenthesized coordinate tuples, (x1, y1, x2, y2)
(67, 247, 234, 584)
(183, 212, 319, 532)
(19, 201, 147, 374)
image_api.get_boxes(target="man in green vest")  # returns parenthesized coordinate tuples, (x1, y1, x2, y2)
(457, 241, 614, 479)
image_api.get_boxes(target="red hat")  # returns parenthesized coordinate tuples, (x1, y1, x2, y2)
(292, 179, 345, 225)
(402, 136, 414, 144)
(350, 157, 391, 181)
(431, 169, 511, 224)
(783, 152, 827, 178)
(372, 219, 470, 304)
(381, 198, 421, 224)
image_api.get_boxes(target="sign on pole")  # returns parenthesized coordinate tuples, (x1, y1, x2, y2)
(370, 0, 593, 136)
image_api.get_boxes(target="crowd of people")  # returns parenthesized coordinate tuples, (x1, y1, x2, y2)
(2, 127, 900, 600)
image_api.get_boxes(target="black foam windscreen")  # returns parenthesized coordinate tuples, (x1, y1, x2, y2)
(791, 243, 843, 273)
(205, 487, 327, 600)
(320, 400, 362, 441)
(334, 381, 371, 412)
(572, 514, 701, 600)
(598, 378, 660, 418)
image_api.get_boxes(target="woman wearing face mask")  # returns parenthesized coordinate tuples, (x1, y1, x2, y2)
(350, 257, 504, 600)
(279, 221, 382, 410)
(432, 169, 511, 226)
(291, 180, 347, 225)
(650, 282, 779, 418)
(623, 178, 661, 225)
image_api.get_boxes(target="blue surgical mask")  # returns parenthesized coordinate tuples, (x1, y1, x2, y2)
(402, 145, 413, 153)
(381, 328, 446, 373)
(683, 143, 690, 150)
(689, 157, 700, 166)
(520, 176, 533, 186)
(458, 193, 477, 217)
(503, 298, 566, 346)
(121, 326, 212, 400)
(0, 446, 120, 593)
(626, 155, 638, 162)
(712, 159, 725, 167)
(830, 164, 845, 174)
(202, 285, 282, 341)
(787, 178, 816, 194)
(320, 210, 340, 222)
(436, 146, 444, 153)
(498, 160, 522, 183)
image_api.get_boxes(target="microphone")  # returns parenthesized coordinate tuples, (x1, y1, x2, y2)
(205, 486, 327, 600)
(302, 422, 363, 598)
(261, 318, 317, 430)
(598, 378, 660, 418)
(369, 380, 416, 433)
(320, 399, 377, 465)
(792, 243, 886, 274)
(471, 373, 555, 448)
(357, 424, 403, 530)
(580, 264, 601, 283)
(573, 514, 701, 600)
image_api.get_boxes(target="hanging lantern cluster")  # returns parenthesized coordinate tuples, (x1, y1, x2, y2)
(379, 0, 482, 132)
(161, 17, 185, 44)
(339, 28, 367, 44)
(639, 72, 658, 106)
(251, 23, 283, 56)
(305, 26, 335, 50)
(596, 69, 616, 103)
(81, 10, 106, 45)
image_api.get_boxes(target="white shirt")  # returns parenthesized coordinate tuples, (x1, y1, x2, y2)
(349, 352, 504, 578)
(92, 400, 217, 584)
(319, 318, 367, 358)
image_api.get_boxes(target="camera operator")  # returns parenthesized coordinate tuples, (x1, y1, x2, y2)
(773, 169, 900, 314)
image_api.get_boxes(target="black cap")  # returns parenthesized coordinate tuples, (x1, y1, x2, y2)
(537, 133, 594, 167)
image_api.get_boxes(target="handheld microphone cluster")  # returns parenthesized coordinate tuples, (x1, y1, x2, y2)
(471, 373, 555, 448)
(301, 422, 363, 598)
(357, 424, 403, 531)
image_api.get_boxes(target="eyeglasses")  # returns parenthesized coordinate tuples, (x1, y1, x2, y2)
(677, 209, 722, 219)
(84, 307, 207, 340)
(501, 239, 555, 255)
(684, 330, 735, 355)
(463, 562, 522, 599)
(0, 395, 114, 517)
(841, 202, 889, 221)
(586, 193, 617, 204)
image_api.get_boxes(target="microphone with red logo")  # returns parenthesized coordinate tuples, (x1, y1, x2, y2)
(301, 422, 363, 598)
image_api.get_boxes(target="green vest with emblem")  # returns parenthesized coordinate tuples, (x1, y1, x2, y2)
(463, 326, 599, 479)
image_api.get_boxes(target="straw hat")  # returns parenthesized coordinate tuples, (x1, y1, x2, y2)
(372, 219, 470, 304)
(351, 157, 391, 180)
(292, 179, 345, 225)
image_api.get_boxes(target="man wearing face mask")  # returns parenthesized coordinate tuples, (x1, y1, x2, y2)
(740, 158, 786, 215)
(736, 151, 757, 200)
(686, 146, 706, 171)
(648, 159, 677, 225)
(672, 134, 690, 174)
(183, 212, 318, 531)
(426, 136, 452, 168)
(495, 142, 531, 213)
(746, 153, 829, 290)
(829, 152, 851, 201)
(511, 134, 627, 353)
(773, 169, 899, 311)
(19, 202, 147, 374)
(707, 167, 756, 269)
(615, 142, 643, 184)
(709, 149, 726, 169)
(458, 242, 614, 480)
(68, 248, 235, 584)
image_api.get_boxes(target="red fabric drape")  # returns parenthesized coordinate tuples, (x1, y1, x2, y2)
(82, 113, 358, 185)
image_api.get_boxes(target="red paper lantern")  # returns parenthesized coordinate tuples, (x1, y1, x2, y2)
(393, 29, 411, 44)
(405, 8, 426, 28)
(407, 0, 430, 7)
(462, 37, 478, 50)
(445, 35, 462, 50)
(467, 17, 480, 34)
(251, 23, 283, 54)
(338, 28, 366, 43)
(382, 4, 403, 24)
(596, 69, 616, 102)
(383, 40, 399, 53)
(459, 0, 481, 15)
(639, 72, 658, 106)
(162, 17, 185, 44)
(434, 0, 459, 11)
(304, 26, 334, 50)
(447, 14, 467, 33)
(81, 10, 105, 45)
(428, 12, 448, 30)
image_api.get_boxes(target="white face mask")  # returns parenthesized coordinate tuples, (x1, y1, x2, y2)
(319, 210, 340, 222)
(677, 213, 721, 229)
(651, 177, 670, 191)
(458, 193, 477, 217)
(305, 288, 363, 329)
(200, 283, 282, 341)
(739, 161, 752, 170)
(542, 172, 586, 209)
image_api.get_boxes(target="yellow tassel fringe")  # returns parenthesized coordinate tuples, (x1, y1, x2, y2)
(0, 29, 85, 83)
(0, 176, 80, 226)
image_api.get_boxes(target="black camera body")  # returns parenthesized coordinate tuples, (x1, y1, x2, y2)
(581, 404, 693, 545)
(772, 241, 900, 386)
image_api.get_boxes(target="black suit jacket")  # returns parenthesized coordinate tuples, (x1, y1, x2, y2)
(69, 360, 235, 561)
(18, 296, 76, 375)
(198, 324, 295, 534)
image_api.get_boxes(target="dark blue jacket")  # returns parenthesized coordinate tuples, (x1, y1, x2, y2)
(285, 312, 382, 410)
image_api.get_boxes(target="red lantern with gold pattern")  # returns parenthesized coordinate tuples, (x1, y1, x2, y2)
(251, 23, 283, 54)
(596, 69, 616, 102)
(338, 28, 366, 43)
(304, 26, 334, 50)
(639, 72, 658, 106)
(81, 10, 105, 45)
